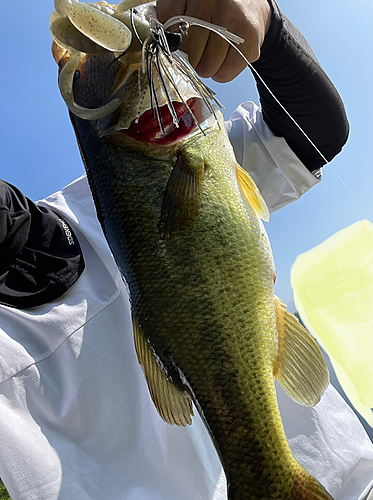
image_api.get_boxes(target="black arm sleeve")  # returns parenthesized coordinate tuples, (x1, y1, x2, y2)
(251, 0, 349, 171)
(0, 180, 85, 308)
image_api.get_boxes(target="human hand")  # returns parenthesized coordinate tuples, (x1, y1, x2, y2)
(156, 0, 272, 82)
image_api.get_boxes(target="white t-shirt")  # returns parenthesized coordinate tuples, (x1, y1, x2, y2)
(0, 104, 372, 500)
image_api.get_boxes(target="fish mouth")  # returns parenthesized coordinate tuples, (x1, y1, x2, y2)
(119, 97, 200, 145)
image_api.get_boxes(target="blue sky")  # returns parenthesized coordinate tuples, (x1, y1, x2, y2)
(1, 1, 373, 433)
(2, 0, 372, 306)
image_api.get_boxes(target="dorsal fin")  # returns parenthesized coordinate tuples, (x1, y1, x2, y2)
(236, 163, 270, 222)
(274, 297, 329, 406)
(132, 313, 194, 426)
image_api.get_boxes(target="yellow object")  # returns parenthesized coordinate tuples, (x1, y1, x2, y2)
(291, 220, 373, 426)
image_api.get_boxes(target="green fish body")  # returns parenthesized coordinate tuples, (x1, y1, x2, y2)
(72, 108, 331, 500)
(55, 33, 332, 496)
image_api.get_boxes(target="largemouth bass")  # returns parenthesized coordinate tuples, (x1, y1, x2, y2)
(51, 1, 333, 498)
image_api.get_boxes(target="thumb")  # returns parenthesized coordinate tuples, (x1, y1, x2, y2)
(156, 0, 186, 25)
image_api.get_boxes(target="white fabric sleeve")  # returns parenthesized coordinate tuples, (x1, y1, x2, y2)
(225, 101, 321, 213)
(277, 383, 373, 500)
(1, 176, 373, 500)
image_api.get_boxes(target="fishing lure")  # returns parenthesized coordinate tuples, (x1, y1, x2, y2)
(50, 0, 241, 130)
(50, 0, 328, 164)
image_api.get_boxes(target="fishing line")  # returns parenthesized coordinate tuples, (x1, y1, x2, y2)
(242, 53, 372, 218)
(61, 2, 369, 218)
(165, 16, 329, 165)
(163, 16, 373, 220)
(231, 43, 372, 219)
(328, 164, 373, 220)
(245, 50, 372, 219)
(242, 47, 373, 221)
(242, 60, 330, 166)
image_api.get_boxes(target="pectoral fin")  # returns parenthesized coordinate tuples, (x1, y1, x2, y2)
(159, 153, 205, 237)
(236, 163, 270, 222)
(274, 297, 329, 406)
(132, 313, 194, 426)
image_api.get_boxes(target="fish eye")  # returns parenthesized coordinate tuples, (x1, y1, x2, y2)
(73, 70, 81, 82)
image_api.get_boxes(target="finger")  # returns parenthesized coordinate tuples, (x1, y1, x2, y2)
(179, 25, 211, 69)
(212, 44, 253, 83)
(156, 0, 186, 25)
(179, 0, 215, 70)
(212, 17, 264, 83)
(157, 0, 208, 69)
(194, 31, 230, 79)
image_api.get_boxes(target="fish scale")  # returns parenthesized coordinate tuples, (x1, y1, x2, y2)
(54, 4, 334, 486)
(72, 99, 331, 497)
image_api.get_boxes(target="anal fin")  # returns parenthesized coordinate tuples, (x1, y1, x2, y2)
(132, 313, 194, 426)
(274, 297, 329, 406)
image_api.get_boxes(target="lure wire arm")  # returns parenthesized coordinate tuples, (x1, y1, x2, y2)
(163, 14, 329, 165)
(130, 7, 144, 46)
(163, 15, 244, 45)
(157, 54, 206, 136)
(146, 44, 164, 131)
(155, 51, 180, 128)
(52, 0, 330, 165)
